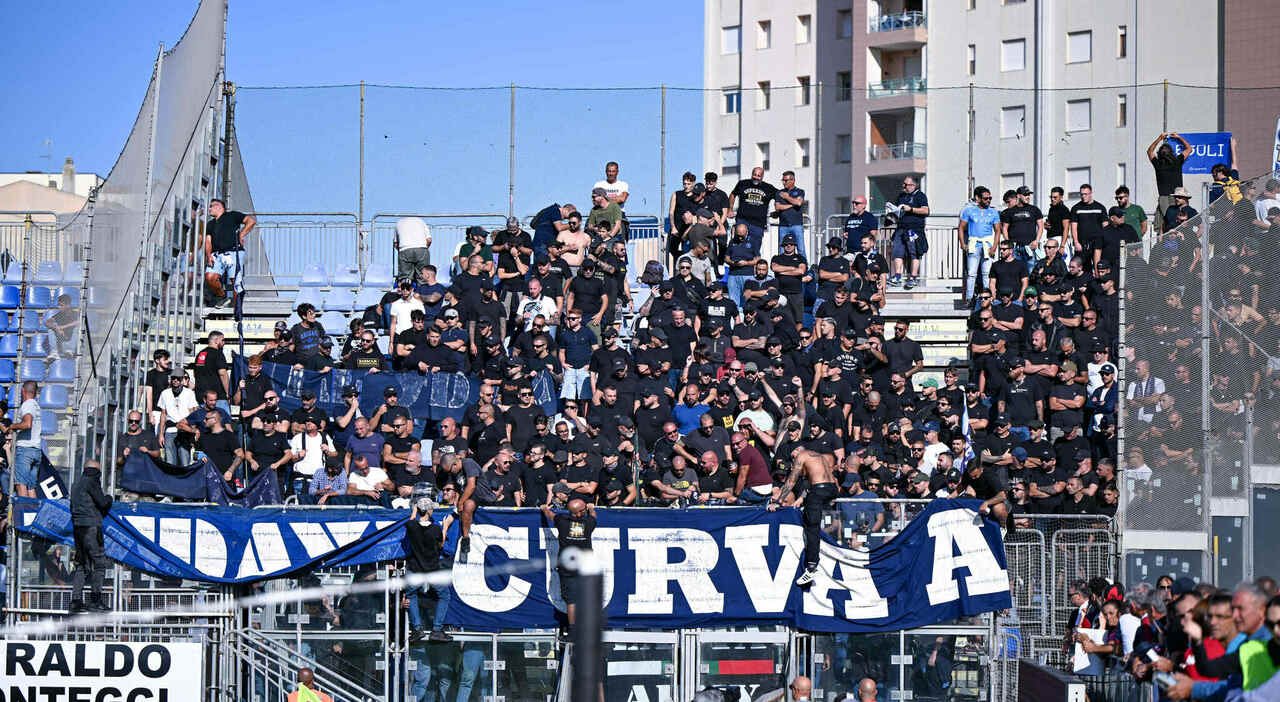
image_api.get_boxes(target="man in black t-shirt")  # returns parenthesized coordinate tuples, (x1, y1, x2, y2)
(541, 500, 596, 633)
(1001, 186, 1043, 273)
(960, 457, 1008, 526)
(770, 234, 808, 322)
(989, 240, 1029, 299)
(193, 331, 231, 414)
(566, 260, 609, 334)
(198, 412, 242, 483)
(729, 167, 778, 255)
(1147, 132, 1190, 232)
(1069, 185, 1107, 265)
(203, 198, 256, 309)
(1045, 187, 1071, 248)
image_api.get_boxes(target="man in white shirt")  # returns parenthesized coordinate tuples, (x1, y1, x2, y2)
(389, 281, 426, 343)
(1126, 359, 1165, 423)
(395, 217, 432, 282)
(289, 418, 337, 487)
(516, 278, 559, 331)
(592, 161, 629, 208)
(346, 455, 394, 506)
(156, 369, 198, 465)
(6, 381, 44, 497)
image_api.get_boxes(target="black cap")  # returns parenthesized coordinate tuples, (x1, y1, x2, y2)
(485, 335, 502, 346)
(1016, 185, 1034, 196)
(588, 415, 604, 428)
(383, 386, 399, 397)
(274, 320, 289, 331)
(1028, 419, 1045, 429)
(841, 327, 859, 338)
(341, 384, 359, 397)
(478, 317, 495, 327)
(534, 254, 550, 265)
(569, 438, 591, 454)
(692, 184, 707, 196)
(617, 416, 635, 428)
(658, 280, 674, 292)
(318, 336, 333, 348)
(994, 414, 1011, 425)
(300, 389, 317, 400)
(552, 450, 569, 464)
(710, 281, 727, 292)
(580, 258, 597, 270)
(748, 389, 763, 401)
(611, 357, 627, 370)
(649, 328, 667, 341)
(695, 206, 713, 218)
(782, 234, 798, 245)
(706, 317, 724, 328)
(1108, 206, 1127, 218)
(826, 238, 844, 250)
(603, 326, 619, 338)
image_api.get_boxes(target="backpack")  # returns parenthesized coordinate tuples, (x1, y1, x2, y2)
(639, 260, 665, 286)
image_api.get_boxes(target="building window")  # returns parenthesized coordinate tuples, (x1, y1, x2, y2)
(967, 45, 977, 76)
(796, 138, 811, 168)
(1116, 163, 1127, 188)
(1001, 106, 1026, 139)
(1001, 173, 1026, 191)
(1117, 25, 1127, 58)
(1117, 94, 1127, 127)
(756, 20, 772, 49)
(723, 89, 741, 115)
(757, 81, 771, 110)
(757, 142, 771, 172)
(1067, 30, 1092, 63)
(797, 76, 811, 105)
(721, 147, 740, 175)
(1066, 99, 1092, 132)
(837, 9, 853, 39)
(1001, 39, 1026, 72)
(1066, 167, 1091, 199)
(836, 197, 851, 214)
(796, 14, 811, 44)
(836, 134, 852, 163)
(722, 25, 741, 54)
(837, 72, 852, 102)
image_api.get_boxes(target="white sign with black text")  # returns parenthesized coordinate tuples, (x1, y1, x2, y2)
(0, 640, 202, 702)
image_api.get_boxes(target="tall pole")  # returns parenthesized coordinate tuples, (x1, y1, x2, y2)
(509, 83, 516, 218)
(1116, 243, 1128, 579)
(659, 84, 666, 225)
(220, 82, 235, 201)
(1200, 181, 1212, 578)
(967, 83, 975, 198)
(359, 80, 366, 232)
(1162, 79, 1169, 133)
(814, 81, 823, 238)
(570, 549, 603, 702)
(1244, 402, 1254, 580)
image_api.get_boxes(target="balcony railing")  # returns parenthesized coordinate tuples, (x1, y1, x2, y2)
(868, 10, 927, 33)
(867, 76, 926, 98)
(868, 141, 927, 161)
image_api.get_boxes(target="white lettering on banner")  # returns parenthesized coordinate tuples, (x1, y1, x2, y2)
(627, 528, 724, 614)
(236, 523, 289, 579)
(803, 542, 889, 619)
(723, 523, 804, 613)
(454, 525, 532, 611)
(625, 684, 674, 702)
(539, 527, 621, 611)
(123, 517, 229, 577)
(289, 521, 372, 558)
(38, 475, 64, 499)
(925, 509, 1010, 605)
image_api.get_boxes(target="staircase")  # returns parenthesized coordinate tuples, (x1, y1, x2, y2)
(225, 626, 384, 702)
(879, 277, 970, 379)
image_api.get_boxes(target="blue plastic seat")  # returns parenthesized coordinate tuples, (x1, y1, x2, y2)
(62, 261, 85, 284)
(41, 410, 58, 436)
(0, 360, 13, 383)
(55, 286, 80, 309)
(0, 312, 9, 332)
(25, 287, 53, 309)
(322, 290, 354, 312)
(33, 261, 62, 285)
(22, 310, 44, 333)
(353, 288, 383, 311)
(46, 359, 75, 383)
(2, 262, 22, 285)
(318, 311, 348, 333)
(330, 267, 361, 288)
(39, 386, 67, 410)
(0, 286, 19, 309)
(299, 264, 329, 288)
(24, 334, 49, 358)
(19, 359, 45, 382)
(7, 385, 19, 408)
(362, 263, 393, 290)
(292, 288, 325, 312)
(0, 335, 18, 358)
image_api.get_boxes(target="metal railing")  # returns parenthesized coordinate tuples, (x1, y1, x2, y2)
(227, 626, 383, 702)
(867, 76, 927, 98)
(868, 10, 927, 33)
(243, 213, 360, 285)
(868, 141, 927, 161)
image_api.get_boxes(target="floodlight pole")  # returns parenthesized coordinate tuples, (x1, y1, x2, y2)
(570, 549, 603, 702)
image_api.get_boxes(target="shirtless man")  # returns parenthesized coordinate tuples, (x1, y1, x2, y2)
(557, 212, 592, 269)
(768, 445, 839, 587)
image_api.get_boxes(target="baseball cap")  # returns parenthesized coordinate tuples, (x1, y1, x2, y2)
(300, 389, 317, 400)
(551, 450, 569, 464)
(506, 216, 520, 227)
(921, 377, 939, 388)
(591, 187, 608, 198)
(922, 421, 940, 433)
(1171, 576, 1198, 596)
(274, 320, 289, 332)
(826, 238, 844, 250)
(1100, 363, 1116, 375)
(692, 183, 706, 196)
(743, 362, 759, 372)
(611, 357, 627, 371)
(341, 384, 359, 397)
(658, 280, 674, 292)
(1012, 446, 1029, 462)
(994, 414, 1011, 425)
(617, 416, 635, 429)
(318, 336, 333, 348)
(782, 233, 798, 245)
(648, 327, 667, 341)
(485, 335, 502, 346)
(478, 317, 495, 327)
(695, 207, 714, 218)
(443, 308, 460, 319)
(383, 386, 399, 397)
(1016, 185, 1034, 196)
(170, 368, 186, 379)
(1028, 419, 1045, 430)
(1108, 206, 1126, 218)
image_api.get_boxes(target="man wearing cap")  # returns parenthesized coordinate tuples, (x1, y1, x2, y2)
(700, 282, 740, 334)
(155, 369, 198, 465)
(586, 187, 623, 241)
(530, 203, 576, 253)
(1000, 185, 1044, 273)
(1096, 206, 1140, 272)
(774, 170, 807, 257)
(732, 304, 772, 368)
(770, 234, 808, 323)
(1086, 363, 1118, 433)
(890, 177, 930, 290)
(672, 252, 709, 307)
(814, 238, 851, 315)
(456, 228, 495, 278)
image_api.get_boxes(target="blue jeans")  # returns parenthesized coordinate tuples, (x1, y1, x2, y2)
(1015, 245, 1037, 275)
(737, 487, 771, 504)
(162, 432, 190, 466)
(779, 224, 806, 258)
(14, 445, 42, 491)
(965, 240, 993, 301)
(726, 274, 750, 307)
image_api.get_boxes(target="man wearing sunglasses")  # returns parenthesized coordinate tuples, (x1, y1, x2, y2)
(117, 411, 162, 479)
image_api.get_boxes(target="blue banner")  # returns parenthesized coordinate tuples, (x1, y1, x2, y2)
(232, 355, 477, 427)
(119, 452, 281, 506)
(13, 498, 1011, 633)
(1168, 132, 1232, 174)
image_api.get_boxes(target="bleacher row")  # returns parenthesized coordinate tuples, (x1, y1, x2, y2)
(286, 262, 396, 336)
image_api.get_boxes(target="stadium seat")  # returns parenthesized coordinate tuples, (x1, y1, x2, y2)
(323, 290, 356, 312)
(21, 310, 44, 333)
(41, 410, 58, 435)
(56, 286, 80, 309)
(299, 264, 329, 288)
(0, 312, 9, 332)
(46, 359, 75, 383)
(0, 335, 18, 358)
(353, 288, 383, 311)
(39, 386, 68, 410)
(292, 288, 325, 312)
(363, 263, 393, 290)
(0, 286, 19, 309)
(0, 360, 13, 384)
(2, 262, 22, 285)
(330, 267, 361, 288)
(33, 261, 62, 285)
(25, 286, 53, 309)
(62, 261, 85, 284)
(24, 334, 49, 358)
(19, 359, 45, 382)
(7, 385, 19, 408)
(318, 311, 348, 333)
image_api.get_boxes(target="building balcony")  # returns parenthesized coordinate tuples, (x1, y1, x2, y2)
(866, 11, 927, 49)
(868, 141, 927, 161)
(867, 76, 926, 98)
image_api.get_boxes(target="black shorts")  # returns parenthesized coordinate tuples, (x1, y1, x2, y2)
(558, 566, 579, 605)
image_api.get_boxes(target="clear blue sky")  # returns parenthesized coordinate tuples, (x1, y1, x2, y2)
(0, 1, 704, 219)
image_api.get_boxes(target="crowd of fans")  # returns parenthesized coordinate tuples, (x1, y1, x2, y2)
(1065, 574, 1279, 700)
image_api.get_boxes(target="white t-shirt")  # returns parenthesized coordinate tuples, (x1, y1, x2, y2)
(517, 295, 558, 329)
(289, 432, 334, 477)
(349, 466, 390, 492)
(389, 298, 425, 334)
(1126, 375, 1165, 423)
(1254, 195, 1280, 223)
(16, 398, 41, 448)
(157, 387, 198, 434)
(593, 179, 629, 203)
(395, 217, 432, 250)
(733, 408, 775, 434)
